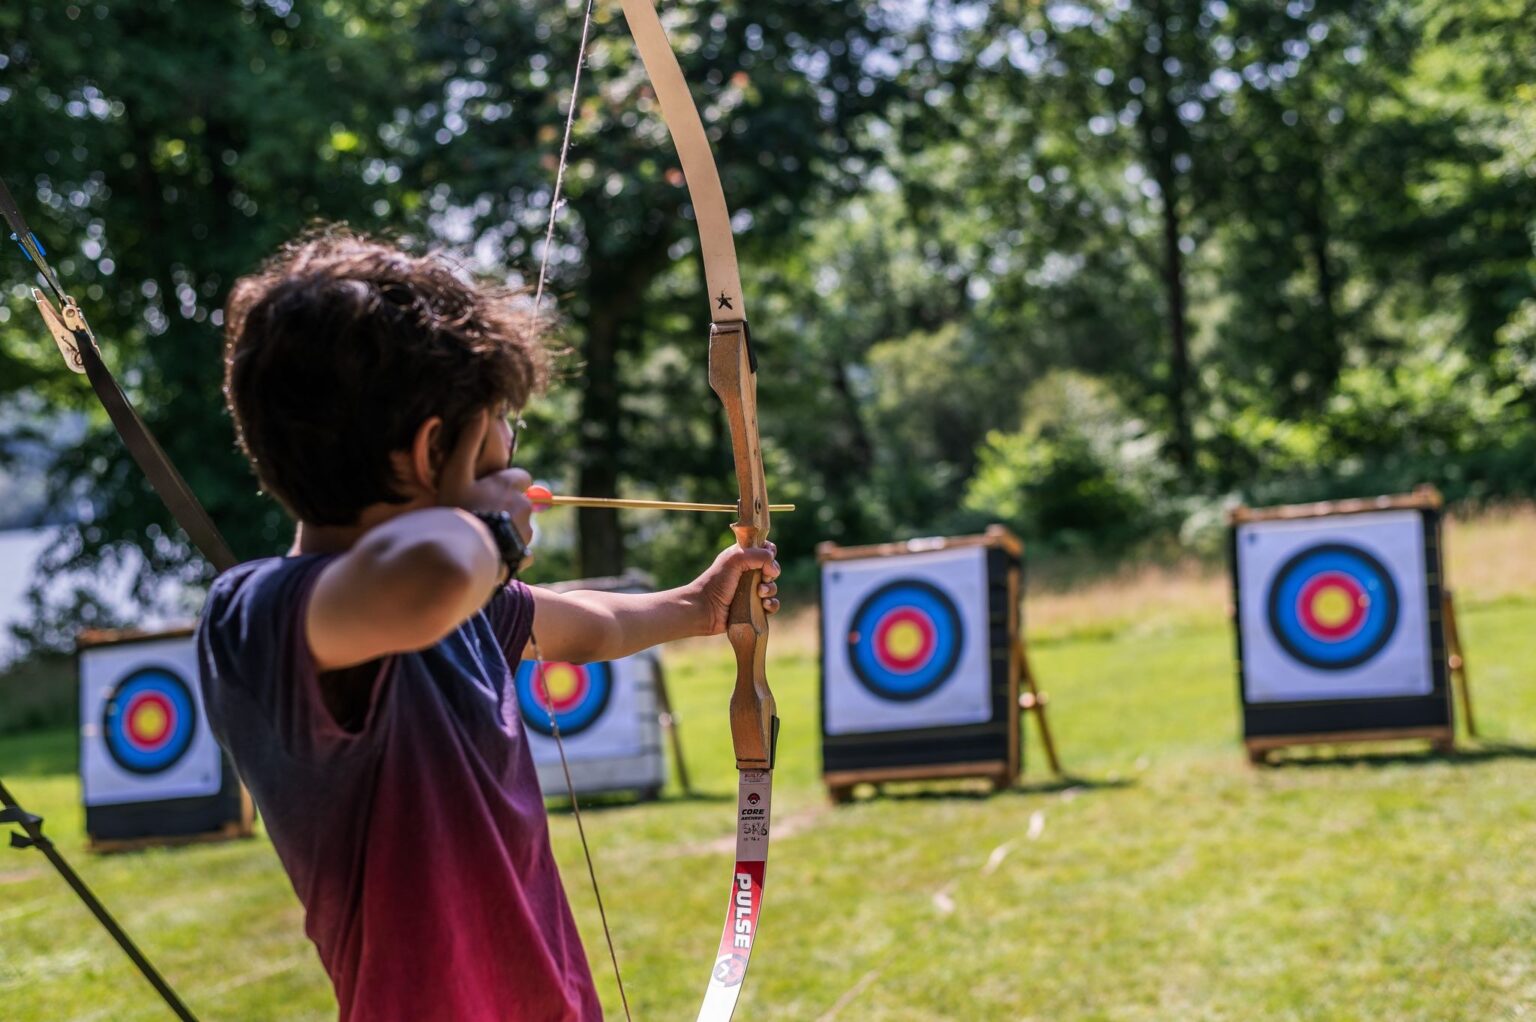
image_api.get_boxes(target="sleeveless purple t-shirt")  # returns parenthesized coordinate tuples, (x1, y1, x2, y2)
(196, 555, 601, 1021)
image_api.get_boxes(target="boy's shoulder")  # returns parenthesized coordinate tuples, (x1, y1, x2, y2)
(207, 553, 329, 607)
(200, 554, 333, 649)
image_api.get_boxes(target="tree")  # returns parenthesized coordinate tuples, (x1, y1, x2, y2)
(0, 0, 415, 603)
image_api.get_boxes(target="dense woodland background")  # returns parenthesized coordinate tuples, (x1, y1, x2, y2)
(0, 0, 1532, 641)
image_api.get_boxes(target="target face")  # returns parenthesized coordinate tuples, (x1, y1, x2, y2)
(516, 661, 613, 737)
(1235, 510, 1435, 705)
(102, 667, 199, 775)
(1267, 543, 1400, 670)
(822, 545, 994, 734)
(846, 580, 964, 701)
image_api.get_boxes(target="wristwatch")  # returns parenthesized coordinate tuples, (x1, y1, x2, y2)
(471, 511, 531, 582)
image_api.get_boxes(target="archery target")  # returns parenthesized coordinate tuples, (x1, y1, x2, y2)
(822, 546, 993, 735)
(517, 660, 613, 738)
(847, 580, 964, 701)
(81, 636, 223, 807)
(518, 652, 659, 767)
(1236, 510, 1433, 703)
(1267, 544, 1399, 670)
(103, 667, 198, 774)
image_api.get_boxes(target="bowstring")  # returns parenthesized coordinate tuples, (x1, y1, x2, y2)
(530, 0, 597, 322)
(525, 2, 633, 1020)
(529, 636, 632, 1022)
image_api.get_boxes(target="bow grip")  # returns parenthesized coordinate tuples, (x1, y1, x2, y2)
(724, 550, 776, 771)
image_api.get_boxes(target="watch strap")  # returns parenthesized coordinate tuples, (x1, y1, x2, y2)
(471, 510, 530, 582)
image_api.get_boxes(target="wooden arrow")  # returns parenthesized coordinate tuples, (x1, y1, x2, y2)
(526, 485, 794, 514)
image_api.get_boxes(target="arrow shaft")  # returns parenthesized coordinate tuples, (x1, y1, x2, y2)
(534, 495, 795, 513)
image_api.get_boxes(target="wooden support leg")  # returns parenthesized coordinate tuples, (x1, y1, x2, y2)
(652, 661, 693, 796)
(1442, 591, 1477, 739)
(1016, 640, 1064, 777)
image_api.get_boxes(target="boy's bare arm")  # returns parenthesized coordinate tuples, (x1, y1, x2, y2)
(306, 508, 504, 671)
(525, 543, 780, 664)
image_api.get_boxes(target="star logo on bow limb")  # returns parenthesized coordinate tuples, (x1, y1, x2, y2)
(716, 291, 734, 311)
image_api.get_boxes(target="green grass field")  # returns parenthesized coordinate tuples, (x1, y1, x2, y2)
(2, 585, 1534, 1019)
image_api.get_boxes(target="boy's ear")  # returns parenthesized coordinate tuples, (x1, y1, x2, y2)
(406, 416, 446, 494)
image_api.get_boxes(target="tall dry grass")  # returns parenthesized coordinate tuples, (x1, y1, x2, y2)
(1023, 503, 1536, 643)
(1441, 505, 1536, 604)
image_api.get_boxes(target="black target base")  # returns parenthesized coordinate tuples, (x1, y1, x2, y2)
(86, 766, 252, 852)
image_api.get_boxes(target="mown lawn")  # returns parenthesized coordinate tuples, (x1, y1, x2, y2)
(1, 594, 1533, 1020)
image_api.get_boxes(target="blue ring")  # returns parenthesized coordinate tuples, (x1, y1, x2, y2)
(846, 580, 964, 701)
(516, 661, 613, 737)
(102, 666, 198, 775)
(1266, 543, 1399, 670)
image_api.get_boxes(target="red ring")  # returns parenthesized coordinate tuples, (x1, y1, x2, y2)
(123, 692, 176, 751)
(1297, 571, 1368, 640)
(873, 608, 936, 673)
(534, 663, 591, 713)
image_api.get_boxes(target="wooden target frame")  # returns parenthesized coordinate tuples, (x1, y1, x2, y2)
(1229, 486, 1475, 763)
(817, 526, 1061, 802)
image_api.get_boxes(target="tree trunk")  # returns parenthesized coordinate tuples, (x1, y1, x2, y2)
(571, 237, 673, 577)
(576, 295, 625, 578)
(1158, 170, 1194, 475)
(1143, 109, 1194, 474)
(1303, 155, 1340, 396)
(1144, 0, 1195, 475)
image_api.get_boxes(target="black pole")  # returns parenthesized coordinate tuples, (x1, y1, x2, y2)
(0, 777, 199, 1022)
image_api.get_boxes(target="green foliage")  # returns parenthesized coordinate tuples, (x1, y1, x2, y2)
(964, 373, 1172, 552)
(0, 0, 419, 630)
(2, 0, 1535, 623)
(0, 653, 75, 735)
(1210, 341, 1536, 506)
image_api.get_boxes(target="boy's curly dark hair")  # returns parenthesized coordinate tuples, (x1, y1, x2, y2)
(223, 229, 549, 525)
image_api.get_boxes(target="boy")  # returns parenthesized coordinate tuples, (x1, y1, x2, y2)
(196, 232, 780, 1021)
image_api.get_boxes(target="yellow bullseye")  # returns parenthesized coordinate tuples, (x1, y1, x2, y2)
(886, 620, 924, 660)
(131, 703, 168, 742)
(541, 664, 582, 703)
(1310, 585, 1360, 628)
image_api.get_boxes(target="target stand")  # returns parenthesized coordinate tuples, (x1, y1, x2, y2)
(79, 627, 253, 853)
(1229, 487, 1474, 763)
(520, 572, 690, 801)
(817, 526, 1062, 803)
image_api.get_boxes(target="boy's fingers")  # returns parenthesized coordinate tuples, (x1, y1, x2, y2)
(737, 545, 776, 567)
(439, 412, 489, 499)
